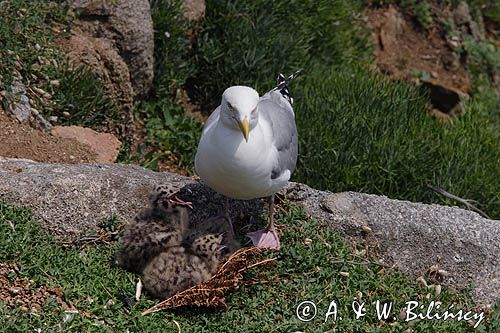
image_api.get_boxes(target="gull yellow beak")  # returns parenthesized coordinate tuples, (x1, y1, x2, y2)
(238, 117, 250, 142)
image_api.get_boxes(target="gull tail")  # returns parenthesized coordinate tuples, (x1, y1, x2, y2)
(272, 70, 301, 105)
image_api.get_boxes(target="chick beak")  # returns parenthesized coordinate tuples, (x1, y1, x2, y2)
(238, 117, 250, 142)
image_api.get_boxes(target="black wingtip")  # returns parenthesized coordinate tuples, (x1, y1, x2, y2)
(274, 70, 301, 105)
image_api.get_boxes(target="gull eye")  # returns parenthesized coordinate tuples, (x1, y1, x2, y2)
(227, 102, 233, 110)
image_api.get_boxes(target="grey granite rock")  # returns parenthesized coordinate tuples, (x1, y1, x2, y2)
(66, 0, 154, 98)
(9, 75, 32, 123)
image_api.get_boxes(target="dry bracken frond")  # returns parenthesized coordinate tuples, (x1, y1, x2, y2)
(142, 247, 275, 315)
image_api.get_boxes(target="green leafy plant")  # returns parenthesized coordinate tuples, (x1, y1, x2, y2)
(127, 0, 201, 172)
(142, 100, 203, 173)
(415, 0, 433, 30)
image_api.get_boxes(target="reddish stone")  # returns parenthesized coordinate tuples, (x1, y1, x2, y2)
(51, 126, 121, 163)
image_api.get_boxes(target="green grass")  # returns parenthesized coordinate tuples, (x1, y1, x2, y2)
(293, 64, 500, 219)
(150, 0, 196, 98)
(1, 202, 499, 332)
(48, 64, 119, 129)
(188, 0, 372, 111)
(123, 0, 201, 173)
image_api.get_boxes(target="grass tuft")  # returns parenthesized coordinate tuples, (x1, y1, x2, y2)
(49, 63, 119, 129)
(415, 0, 433, 30)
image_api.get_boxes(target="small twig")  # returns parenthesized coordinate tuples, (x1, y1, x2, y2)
(316, 233, 332, 249)
(235, 257, 276, 273)
(329, 256, 392, 269)
(426, 184, 490, 219)
(74, 236, 109, 243)
(99, 281, 114, 299)
(276, 205, 288, 216)
(61, 231, 120, 248)
(233, 13, 256, 29)
(170, 319, 182, 333)
(6, 220, 15, 231)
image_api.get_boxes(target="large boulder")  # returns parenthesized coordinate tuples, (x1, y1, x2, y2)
(291, 183, 500, 308)
(65, 32, 135, 109)
(65, 0, 154, 102)
(0, 159, 498, 307)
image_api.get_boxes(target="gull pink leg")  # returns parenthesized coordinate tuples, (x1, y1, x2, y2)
(246, 194, 280, 250)
(224, 196, 235, 238)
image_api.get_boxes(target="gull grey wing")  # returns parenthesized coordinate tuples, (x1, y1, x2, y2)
(259, 91, 298, 180)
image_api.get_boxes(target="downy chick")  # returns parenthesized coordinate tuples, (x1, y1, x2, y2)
(184, 215, 241, 256)
(116, 184, 191, 273)
(142, 233, 225, 299)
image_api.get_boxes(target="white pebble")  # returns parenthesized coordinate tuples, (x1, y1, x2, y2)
(361, 225, 372, 233)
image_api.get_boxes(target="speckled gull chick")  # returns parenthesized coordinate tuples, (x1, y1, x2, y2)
(195, 72, 300, 250)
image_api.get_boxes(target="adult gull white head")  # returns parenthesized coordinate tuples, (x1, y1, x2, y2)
(195, 72, 300, 249)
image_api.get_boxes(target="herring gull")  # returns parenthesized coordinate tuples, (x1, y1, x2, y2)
(195, 72, 300, 249)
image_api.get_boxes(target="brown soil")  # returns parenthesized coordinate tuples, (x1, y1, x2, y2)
(157, 159, 188, 175)
(0, 110, 97, 163)
(366, 5, 471, 92)
(0, 262, 72, 313)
